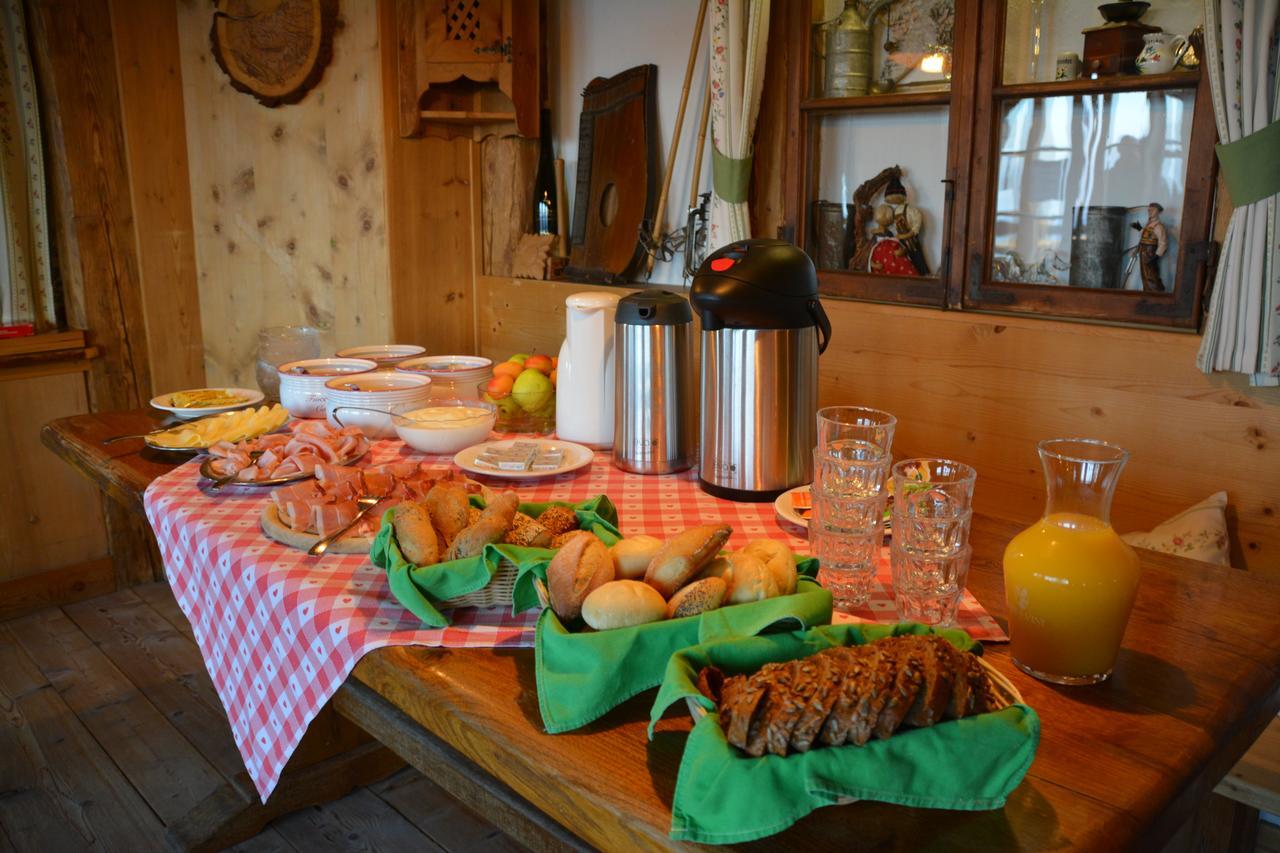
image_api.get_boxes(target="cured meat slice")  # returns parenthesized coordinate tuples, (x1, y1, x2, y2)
(271, 481, 321, 514)
(277, 499, 316, 531)
(369, 461, 418, 479)
(312, 501, 358, 537)
(315, 464, 362, 486)
(361, 470, 395, 497)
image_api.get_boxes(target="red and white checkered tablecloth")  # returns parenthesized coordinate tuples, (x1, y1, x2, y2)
(144, 437, 1004, 801)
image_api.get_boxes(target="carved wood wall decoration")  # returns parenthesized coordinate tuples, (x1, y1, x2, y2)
(210, 0, 337, 107)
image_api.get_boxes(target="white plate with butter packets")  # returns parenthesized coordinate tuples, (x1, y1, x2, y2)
(454, 438, 594, 479)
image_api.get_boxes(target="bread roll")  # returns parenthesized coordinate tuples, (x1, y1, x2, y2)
(447, 491, 519, 560)
(426, 481, 471, 544)
(609, 535, 663, 579)
(537, 505, 579, 536)
(722, 551, 779, 604)
(551, 529, 600, 549)
(546, 531, 615, 622)
(582, 581, 668, 630)
(741, 539, 797, 596)
(392, 501, 439, 565)
(644, 525, 732, 598)
(666, 577, 727, 619)
(502, 512, 552, 548)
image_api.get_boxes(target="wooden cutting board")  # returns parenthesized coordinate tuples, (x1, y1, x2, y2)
(564, 65, 659, 284)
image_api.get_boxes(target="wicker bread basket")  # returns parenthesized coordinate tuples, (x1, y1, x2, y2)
(439, 558, 522, 609)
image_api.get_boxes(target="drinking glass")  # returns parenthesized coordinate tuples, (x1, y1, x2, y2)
(890, 458, 976, 626)
(811, 439, 890, 612)
(256, 326, 321, 399)
(816, 406, 897, 453)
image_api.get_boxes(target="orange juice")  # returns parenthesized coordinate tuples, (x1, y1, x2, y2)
(1003, 512, 1141, 683)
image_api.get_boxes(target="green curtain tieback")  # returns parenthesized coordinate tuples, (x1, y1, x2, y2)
(1216, 118, 1280, 206)
(712, 148, 754, 204)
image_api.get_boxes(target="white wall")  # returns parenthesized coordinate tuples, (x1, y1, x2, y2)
(549, 0, 711, 288)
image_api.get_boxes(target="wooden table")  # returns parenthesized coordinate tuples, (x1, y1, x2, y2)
(43, 410, 1280, 851)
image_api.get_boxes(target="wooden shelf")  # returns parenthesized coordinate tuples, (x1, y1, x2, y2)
(0, 329, 86, 357)
(801, 89, 951, 113)
(993, 69, 1200, 99)
(419, 110, 517, 125)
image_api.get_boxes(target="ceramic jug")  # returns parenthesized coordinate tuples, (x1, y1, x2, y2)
(1135, 32, 1190, 75)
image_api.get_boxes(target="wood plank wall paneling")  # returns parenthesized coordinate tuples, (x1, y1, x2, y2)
(0, 372, 108, 579)
(480, 137, 539, 277)
(108, 0, 205, 392)
(175, 0, 392, 386)
(817, 302, 1280, 573)
(28, 0, 151, 410)
(377, 0, 477, 354)
(474, 275, 574, 363)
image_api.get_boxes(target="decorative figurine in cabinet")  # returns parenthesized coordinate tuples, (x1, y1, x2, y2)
(394, 0, 543, 139)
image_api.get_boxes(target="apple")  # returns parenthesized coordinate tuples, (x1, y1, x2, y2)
(551, 356, 558, 369)
(508, 353, 531, 365)
(493, 361, 523, 380)
(549, 368, 557, 387)
(512, 367, 554, 412)
(524, 353, 553, 374)
(486, 374, 514, 399)
(484, 390, 522, 420)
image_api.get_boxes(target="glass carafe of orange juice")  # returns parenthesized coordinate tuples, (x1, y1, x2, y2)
(1003, 438, 1140, 685)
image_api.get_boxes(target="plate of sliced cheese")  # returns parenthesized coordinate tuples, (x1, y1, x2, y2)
(145, 404, 290, 453)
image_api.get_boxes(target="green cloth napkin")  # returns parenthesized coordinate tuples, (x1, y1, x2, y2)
(535, 559, 832, 734)
(649, 623, 1040, 844)
(371, 494, 622, 628)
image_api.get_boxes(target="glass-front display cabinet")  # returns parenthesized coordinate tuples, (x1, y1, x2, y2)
(785, 0, 1218, 327)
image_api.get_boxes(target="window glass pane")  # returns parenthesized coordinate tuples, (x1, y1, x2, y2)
(991, 91, 1194, 291)
(810, 108, 949, 276)
(813, 0, 954, 98)
(1002, 0, 1202, 84)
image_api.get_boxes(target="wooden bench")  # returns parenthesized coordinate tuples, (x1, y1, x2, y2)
(1217, 716, 1280, 817)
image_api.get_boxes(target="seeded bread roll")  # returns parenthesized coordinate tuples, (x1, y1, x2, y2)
(666, 576, 727, 619)
(537, 505, 579, 536)
(609, 535, 663, 579)
(502, 512, 552, 548)
(644, 525, 732, 598)
(741, 539, 798, 596)
(722, 551, 779, 604)
(392, 501, 439, 565)
(581, 580, 668, 630)
(546, 531, 615, 622)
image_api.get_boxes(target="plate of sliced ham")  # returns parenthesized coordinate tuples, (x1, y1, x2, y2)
(199, 420, 372, 486)
(260, 462, 491, 553)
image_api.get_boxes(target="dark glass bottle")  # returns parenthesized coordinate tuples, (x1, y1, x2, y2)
(531, 108, 556, 235)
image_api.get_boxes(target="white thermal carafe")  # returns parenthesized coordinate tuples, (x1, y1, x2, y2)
(556, 291, 622, 447)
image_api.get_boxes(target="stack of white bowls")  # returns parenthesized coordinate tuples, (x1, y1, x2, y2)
(277, 357, 377, 418)
(324, 372, 432, 439)
(395, 355, 493, 399)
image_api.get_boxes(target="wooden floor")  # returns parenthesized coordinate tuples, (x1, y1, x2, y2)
(0, 583, 526, 852)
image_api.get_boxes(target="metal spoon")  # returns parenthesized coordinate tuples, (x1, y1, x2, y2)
(206, 450, 265, 491)
(102, 424, 179, 445)
(308, 495, 386, 557)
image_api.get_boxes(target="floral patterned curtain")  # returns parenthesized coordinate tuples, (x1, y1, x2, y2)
(1196, 0, 1279, 386)
(707, 0, 771, 252)
(0, 0, 54, 333)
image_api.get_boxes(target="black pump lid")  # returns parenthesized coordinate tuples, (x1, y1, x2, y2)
(690, 239, 823, 331)
(616, 289, 692, 326)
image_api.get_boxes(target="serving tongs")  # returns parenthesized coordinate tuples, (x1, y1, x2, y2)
(101, 423, 181, 445)
(307, 494, 387, 557)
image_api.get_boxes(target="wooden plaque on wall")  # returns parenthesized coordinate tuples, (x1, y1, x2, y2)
(210, 0, 338, 107)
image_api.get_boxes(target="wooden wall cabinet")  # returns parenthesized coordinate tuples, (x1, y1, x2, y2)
(782, 0, 1217, 329)
(394, 0, 541, 140)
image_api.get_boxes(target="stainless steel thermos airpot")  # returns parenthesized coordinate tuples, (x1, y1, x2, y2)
(613, 289, 696, 474)
(689, 240, 832, 501)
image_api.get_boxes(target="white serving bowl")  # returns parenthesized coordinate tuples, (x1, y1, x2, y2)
(277, 357, 378, 418)
(395, 355, 494, 399)
(324, 372, 432, 439)
(334, 344, 427, 370)
(391, 399, 498, 454)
